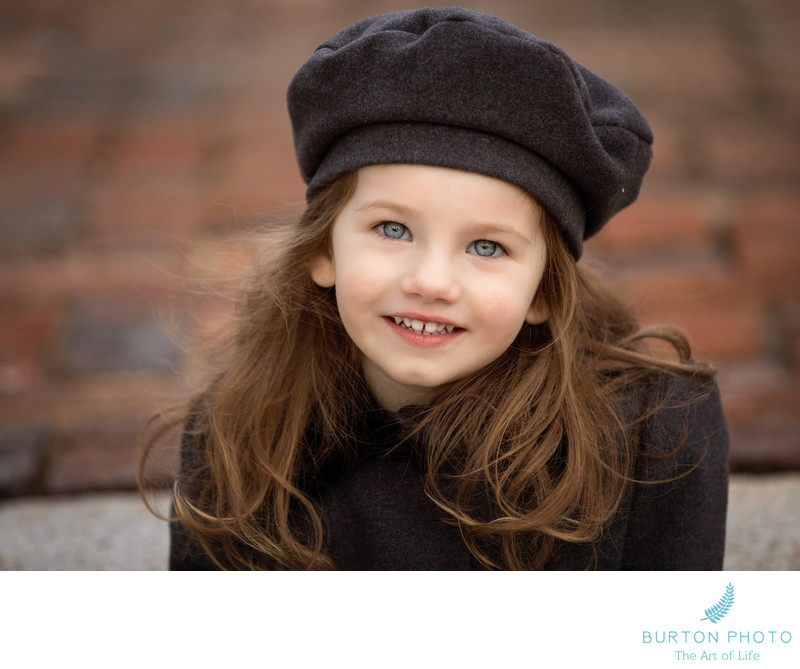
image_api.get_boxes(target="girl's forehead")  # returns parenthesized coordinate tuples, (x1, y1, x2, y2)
(350, 164, 542, 216)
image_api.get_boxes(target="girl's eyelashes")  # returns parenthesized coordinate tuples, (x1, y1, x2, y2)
(376, 221, 411, 240)
(467, 240, 505, 258)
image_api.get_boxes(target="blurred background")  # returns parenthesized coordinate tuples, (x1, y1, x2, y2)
(0, 0, 798, 569)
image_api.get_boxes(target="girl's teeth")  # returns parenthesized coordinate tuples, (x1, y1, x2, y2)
(392, 317, 455, 335)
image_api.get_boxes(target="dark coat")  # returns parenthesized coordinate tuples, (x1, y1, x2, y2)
(169, 373, 729, 570)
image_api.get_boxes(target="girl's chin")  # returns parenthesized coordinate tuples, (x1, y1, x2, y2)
(363, 368, 445, 409)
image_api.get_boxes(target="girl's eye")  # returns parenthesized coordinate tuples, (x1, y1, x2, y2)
(377, 222, 411, 240)
(468, 240, 504, 258)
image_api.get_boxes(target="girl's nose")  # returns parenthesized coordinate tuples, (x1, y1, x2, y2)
(400, 250, 461, 302)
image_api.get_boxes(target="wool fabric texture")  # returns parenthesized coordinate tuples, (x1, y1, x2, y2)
(170, 373, 730, 570)
(287, 7, 654, 258)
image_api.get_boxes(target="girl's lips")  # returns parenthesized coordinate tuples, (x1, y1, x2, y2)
(384, 316, 464, 347)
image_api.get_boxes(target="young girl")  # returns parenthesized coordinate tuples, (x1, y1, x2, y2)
(144, 7, 729, 570)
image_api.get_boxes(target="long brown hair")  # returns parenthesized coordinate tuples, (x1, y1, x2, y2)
(139, 170, 714, 569)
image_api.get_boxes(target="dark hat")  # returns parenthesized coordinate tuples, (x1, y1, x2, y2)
(287, 7, 653, 258)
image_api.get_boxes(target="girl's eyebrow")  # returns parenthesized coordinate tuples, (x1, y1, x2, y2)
(355, 200, 417, 217)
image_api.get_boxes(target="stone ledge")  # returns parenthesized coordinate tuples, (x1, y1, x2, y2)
(0, 474, 796, 570)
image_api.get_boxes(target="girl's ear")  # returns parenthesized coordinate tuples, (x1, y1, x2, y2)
(525, 293, 548, 325)
(310, 252, 336, 288)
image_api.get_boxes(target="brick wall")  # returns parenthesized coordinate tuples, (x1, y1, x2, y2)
(1, 0, 798, 495)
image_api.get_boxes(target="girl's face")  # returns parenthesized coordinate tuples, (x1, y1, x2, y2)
(312, 164, 548, 411)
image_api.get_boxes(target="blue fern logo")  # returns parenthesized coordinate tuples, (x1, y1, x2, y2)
(701, 583, 734, 624)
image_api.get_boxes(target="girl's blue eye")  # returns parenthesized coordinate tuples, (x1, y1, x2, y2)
(377, 222, 410, 240)
(468, 240, 503, 257)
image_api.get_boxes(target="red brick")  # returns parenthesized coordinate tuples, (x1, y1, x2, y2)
(22, 365, 185, 408)
(732, 193, 800, 302)
(46, 415, 178, 494)
(0, 307, 58, 370)
(0, 33, 49, 110)
(618, 260, 741, 302)
(639, 295, 762, 361)
(36, 371, 188, 493)
(588, 187, 718, 257)
(728, 417, 800, 472)
(702, 121, 800, 184)
(719, 359, 800, 470)
(551, 28, 745, 117)
(78, 0, 167, 53)
(784, 303, 800, 369)
(0, 251, 187, 307)
(51, 294, 183, 375)
(212, 112, 305, 208)
(734, 192, 800, 235)
(0, 421, 49, 496)
(644, 117, 687, 181)
(717, 360, 800, 424)
(107, 117, 206, 179)
(6, 0, 69, 25)
(0, 197, 80, 257)
(83, 181, 205, 249)
(1, 118, 98, 171)
(618, 263, 763, 361)
(0, 364, 42, 396)
(0, 163, 82, 204)
(738, 0, 800, 94)
(737, 242, 800, 303)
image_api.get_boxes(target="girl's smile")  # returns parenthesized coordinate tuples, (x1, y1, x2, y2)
(389, 315, 460, 336)
(385, 313, 465, 348)
(311, 164, 548, 411)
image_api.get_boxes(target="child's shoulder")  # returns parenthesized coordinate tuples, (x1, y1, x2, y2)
(613, 368, 729, 569)
(633, 368, 728, 468)
(645, 371, 727, 446)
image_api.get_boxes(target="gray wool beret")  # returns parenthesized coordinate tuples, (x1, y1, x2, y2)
(287, 7, 653, 258)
